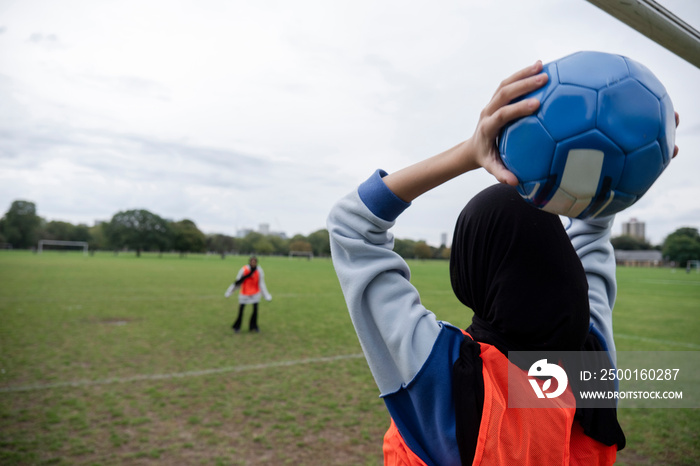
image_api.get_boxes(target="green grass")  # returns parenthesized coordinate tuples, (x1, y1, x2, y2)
(0, 251, 698, 464)
(608, 267, 700, 465)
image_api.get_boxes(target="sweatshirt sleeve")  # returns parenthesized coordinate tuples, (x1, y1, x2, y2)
(327, 170, 443, 395)
(565, 215, 618, 366)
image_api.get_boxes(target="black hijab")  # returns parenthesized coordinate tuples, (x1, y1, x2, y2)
(450, 183, 590, 354)
(449, 184, 625, 464)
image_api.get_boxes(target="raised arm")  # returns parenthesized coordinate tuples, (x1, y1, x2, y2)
(566, 216, 618, 364)
(328, 61, 549, 395)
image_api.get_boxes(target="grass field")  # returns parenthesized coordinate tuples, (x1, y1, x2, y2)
(0, 251, 698, 465)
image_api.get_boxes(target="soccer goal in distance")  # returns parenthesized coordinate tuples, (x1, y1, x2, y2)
(289, 250, 313, 260)
(38, 240, 89, 255)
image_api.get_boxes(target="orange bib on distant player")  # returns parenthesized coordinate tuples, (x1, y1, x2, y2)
(240, 266, 260, 296)
(383, 339, 617, 465)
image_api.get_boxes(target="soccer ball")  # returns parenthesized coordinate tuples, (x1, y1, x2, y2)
(498, 51, 675, 219)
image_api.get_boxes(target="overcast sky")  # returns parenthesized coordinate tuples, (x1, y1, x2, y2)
(1, 0, 698, 246)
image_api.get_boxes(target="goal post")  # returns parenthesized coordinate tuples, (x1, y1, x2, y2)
(585, 0, 700, 68)
(289, 250, 313, 260)
(38, 240, 89, 255)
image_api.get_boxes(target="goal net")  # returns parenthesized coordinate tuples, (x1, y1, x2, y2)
(289, 250, 313, 260)
(38, 240, 89, 255)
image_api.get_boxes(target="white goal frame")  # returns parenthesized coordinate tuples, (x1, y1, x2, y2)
(38, 240, 88, 255)
(585, 0, 700, 68)
(289, 250, 313, 260)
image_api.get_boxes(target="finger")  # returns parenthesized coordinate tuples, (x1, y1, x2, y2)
(484, 71, 548, 117)
(481, 96, 541, 138)
(484, 156, 519, 186)
(672, 112, 679, 158)
(490, 60, 545, 109)
(499, 60, 544, 89)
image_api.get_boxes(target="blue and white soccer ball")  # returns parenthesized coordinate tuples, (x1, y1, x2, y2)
(498, 51, 675, 219)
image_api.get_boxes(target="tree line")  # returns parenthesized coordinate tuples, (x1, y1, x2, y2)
(0, 200, 332, 258)
(1, 199, 698, 264)
(0, 200, 454, 260)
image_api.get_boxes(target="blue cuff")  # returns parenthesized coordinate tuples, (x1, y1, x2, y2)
(358, 169, 411, 222)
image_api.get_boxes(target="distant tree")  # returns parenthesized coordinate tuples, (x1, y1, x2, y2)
(414, 241, 432, 260)
(307, 229, 330, 257)
(662, 227, 700, 267)
(40, 220, 91, 243)
(171, 219, 206, 256)
(268, 235, 289, 255)
(611, 235, 652, 250)
(394, 238, 416, 259)
(238, 232, 264, 255)
(72, 224, 91, 242)
(1, 200, 42, 249)
(42, 220, 73, 241)
(88, 223, 108, 250)
(289, 239, 312, 253)
(105, 209, 172, 257)
(207, 233, 236, 258)
(438, 246, 451, 260)
(253, 237, 274, 255)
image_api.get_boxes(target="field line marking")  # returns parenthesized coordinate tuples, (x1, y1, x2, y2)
(616, 333, 700, 350)
(0, 353, 365, 393)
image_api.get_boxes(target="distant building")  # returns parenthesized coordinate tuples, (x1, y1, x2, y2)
(440, 233, 448, 248)
(237, 224, 287, 239)
(614, 250, 663, 267)
(622, 218, 646, 241)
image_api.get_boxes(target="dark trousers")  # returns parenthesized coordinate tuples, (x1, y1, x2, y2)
(233, 303, 259, 331)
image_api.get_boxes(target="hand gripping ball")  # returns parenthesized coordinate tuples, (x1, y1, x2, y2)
(498, 51, 675, 219)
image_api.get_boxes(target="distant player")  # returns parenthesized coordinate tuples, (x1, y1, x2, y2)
(225, 256, 272, 333)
